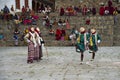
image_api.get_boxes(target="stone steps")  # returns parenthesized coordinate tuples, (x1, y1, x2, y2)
(0, 12, 120, 46)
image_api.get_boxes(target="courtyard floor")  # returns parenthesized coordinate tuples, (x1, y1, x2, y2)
(0, 46, 120, 80)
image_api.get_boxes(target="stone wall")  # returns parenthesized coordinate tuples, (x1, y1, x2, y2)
(0, 0, 120, 46)
(113, 14, 120, 46)
(54, 0, 119, 46)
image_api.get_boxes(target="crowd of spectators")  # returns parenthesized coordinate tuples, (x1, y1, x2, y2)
(59, 0, 120, 16)
(0, 0, 120, 46)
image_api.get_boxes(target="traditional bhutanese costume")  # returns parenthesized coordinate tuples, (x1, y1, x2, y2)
(76, 32, 88, 52)
(88, 32, 101, 52)
(35, 30, 44, 60)
(24, 31, 37, 63)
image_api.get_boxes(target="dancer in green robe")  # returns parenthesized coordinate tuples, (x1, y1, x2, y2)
(88, 28, 101, 61)
(76, 27, 89, 64)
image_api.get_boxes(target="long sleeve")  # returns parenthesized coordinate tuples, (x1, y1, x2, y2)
(97, 34, 102, 43)
(24, 33, 30, 43)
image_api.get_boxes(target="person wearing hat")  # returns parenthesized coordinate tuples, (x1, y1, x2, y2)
(76, 27, 89, 64)
(35, 27, 44, 60)
(24, 27, 37, 63)
(88, 28, 101, 61)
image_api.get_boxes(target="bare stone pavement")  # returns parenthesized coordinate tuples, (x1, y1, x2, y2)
(0, 46, 120, 80)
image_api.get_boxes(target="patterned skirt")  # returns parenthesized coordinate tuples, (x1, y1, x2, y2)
(34, 45, 39, 61)
(39, 46, 43, 59)
(27, 42, 35, 63)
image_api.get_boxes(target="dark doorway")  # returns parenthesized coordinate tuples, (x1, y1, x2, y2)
(32, 0, 55, 12)
(32, 0, 36, 11)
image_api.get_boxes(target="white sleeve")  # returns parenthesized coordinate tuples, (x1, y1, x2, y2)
(97, 40, 101, 43)
(24, 33, 30, 43)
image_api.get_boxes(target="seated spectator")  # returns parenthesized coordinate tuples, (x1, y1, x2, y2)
(99, 5, 105, 16)
(109, 6, 114, 15)
(91, 6, 96, 15)
(13, 28, 20, 46)
(61, 28, 66, 41)
(64, 32, 69, 41)
(3, 5, 10, 20)
(14, 14, 22, 25)
(0, 10, 4, 20)
(45, 18, 50, 27)
(42, 15, 49, 26)
(86, 17, 90, 25)
(23, 17, 32, 25)
(11, 5, 14, 12)
(26, 6, 31, 14)
(116, 5, 120, 13)
(10, 5, 15, 16)
(32, 15, 39, 20)
(42, 15, 49, 20)
(66, 19, 71, 29)
(14, 19, 22, 25)
(38, 3, 45, 13)
(14, 28, 20, 35)
(107, 0, 114, 15)
(113, 9, 118, 24)
(74, 5, 81, 13)
(113, 9, 118, 15)
(49, 28, 55, 35)
(46, 5, 52, 15)
(0, 33, 4, 40)
(58, 18, 63, 26)
(42, 5, 51, 15)
(65, 6, 77, 16)
(22, 6, 26, 15)
(108, 0, 112, 7)
(13, 13, 19, 20)
(61, 28, 66, 36)
(30, 10, 35, 16)
(62, 20, 66, 26)
(55, 28, 62, 40)
(30, 10, 39, 20)
(82, 5, 88, 16)
(104, 6, 109, 15)
(49, 18, 54, 29)
(3, 5, 10, 14)
(53, 18, 58, 27)
(60, 7, 65, 16)
(31, 18, 37, 25)
(13, 34, 19, 46)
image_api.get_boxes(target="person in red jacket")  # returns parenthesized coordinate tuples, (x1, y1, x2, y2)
(55, 28, 62, 40)
(99, 5, 105, 16)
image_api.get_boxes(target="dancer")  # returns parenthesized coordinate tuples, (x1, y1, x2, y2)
(88, 28, 101, 61)
(76, 27, 88, 64)
(24, 27, 37, 63)
(35, 27, 44, 60)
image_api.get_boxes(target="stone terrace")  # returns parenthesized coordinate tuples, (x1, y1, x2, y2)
(0, 0, 120, 46)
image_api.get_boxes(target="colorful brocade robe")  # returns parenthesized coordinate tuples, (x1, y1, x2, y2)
(88, 33, 101, 52)
(76, 33, 89, 52)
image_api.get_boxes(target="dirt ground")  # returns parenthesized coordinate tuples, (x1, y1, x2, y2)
(0, 46, 120, 80)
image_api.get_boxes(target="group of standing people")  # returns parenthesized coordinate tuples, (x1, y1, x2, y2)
(24, 27, 44, 63)
(76, 27, 101, 64)
(24, 26, 101, 64)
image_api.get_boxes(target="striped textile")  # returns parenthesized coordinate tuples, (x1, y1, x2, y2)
(34, 45, 39, 61)
(28, 42, 35, 63)
(39, 46, 43, 59)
